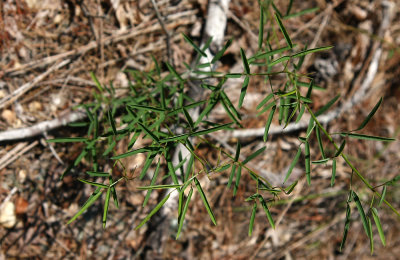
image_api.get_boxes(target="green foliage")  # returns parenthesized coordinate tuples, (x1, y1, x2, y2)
(47, 1, 399, 252)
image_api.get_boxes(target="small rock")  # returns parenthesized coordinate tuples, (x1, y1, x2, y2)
(1, 109, 16, 125)
(0, 201, 17, 228)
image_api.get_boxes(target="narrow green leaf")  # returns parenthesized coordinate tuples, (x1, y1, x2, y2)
(109, 177, 119, 208)
(137, 184, 181, 190)
(86, 171, 110, 177)
(166, 62, 184, 83)
(315, 127, 326, 159)
(79, 179, 108, 189)
(128, 104, 165, 112)
(90, 71, 104, 92)
(331, 159, 337, 187)
(335, 139, 346, 157)
(274, 13, 293, 48)
(107, 109, 117, 135)
(352, 191, 370, 238)
(355, 97, 383, 131)
(271, 2, 283, 19)
(103, 187, 111, 229)
(140, 151, 157, 179)
(284, 180, 298, 195)
(248, 45, 293, 63)
(315, 94, 340, 116)
(136, 193, 171, 230)
(221, 98, 242, 127)
(286, 0, 293, 15)
(295, 105, 305, 123)
(238, 76, 250, 109)
(182, 107, 194, 129)
(111, 146, 159, 160)
(297, 81, 324, 90)
(259, 196, 275, 229)
(249, 202, 257, 236)
(269, 55, 291, 67)
(378, 185, 386, 206)
(368, 217, 374, 254)
(225, 73, 242, 78)
(191, 123, 233, 137)
(284, 146, 302, 183)
(182, 33, 207, 57)
(221, 90, 242, 120)
(233, 166, 242, 197)
(215, 164, 231, 172)
(176, 187, 194, 239)
(46, 137, 87, 143)
(227, 164, 236, 189)
(194, 177, 217, 225)
(68, 122, 89, 127)
(385, 175, 400, 186)
(67, 189, 103, 224)
(284, 7, 319, 19)
(211, 38, 233, 64)
(305, 141, 311, 185)
(311, 158, 329, 165)
(292, 46, 333, 59)
(340, 133, 395, 142)
(243, 146, 266, 165)
(371, 207, 386, 246)
(143, 159, 161, 207)
(185, 154, 194, 182)
(138, 122, 160, 143)
(240, 48, 250, 74)
(264, 105, 276, 142)
(160, 134, 189, 143)
(257, 93, 274, 110)
(340, 202, 351, 251)
(103, 140, 116, 156)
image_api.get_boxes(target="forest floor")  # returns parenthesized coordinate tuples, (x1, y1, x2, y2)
(1, 0, 400, 259)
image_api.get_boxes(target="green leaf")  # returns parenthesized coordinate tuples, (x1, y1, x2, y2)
(315, 127, 326, 159)
(378, 185, 386, 207)
(138, 122, 160, 143)
(284, 146, 302, 183)
(269, 55, 291, 67)
(352, 191, 370, 238)
(340, 202, 351, 251)
(274, 13, 293, 48)
(128, 104, 165, 113)
(305, 141, 311, 185)
(143, 159, 161, 207)
(86, 171, 110, 177)
(238, 76, 250, 109)
(225, 73, 242, 78)
(176, 187, 194, 239)
(249, 202, 257, 236)
(182, 33, 207, 57)
(211, 38, 233, 64)
(227, 164, 236, 189)
(297, 81, 324, 91)
(103, 187, 111, 229)
(137, 184, 181, 190)
(292, 46, 333, 59)
(107, 109, 117, 135)
(284, 7, 319, 19)
(67, 189, 103, 224)
(111, 146, 159, 160)
(135, 193, 171, 230)
(331, 159, 337, 187)
(79, 179, 109, 189)
(248, 46, 293, 63)
(334, 139, 346, 157)
(182, 107, 194, 129)
(221, 90, 242, 120)
(194, 177, 217, 225)
(259, 196, 275, 229)
(315, 94, 340, 116)
(233, 166, 242, 197)
(263, 105, 276, 142)
(311, 158, 329, 165)
(166, 62, 184, 83)
(368, 217, 374, 254)
(221, 98, 242, 127)
(191, 123, 233, 137)
(354, 97, 382, 131)
(109, 177, 119, 208)
(90, 71, 104, 92)
(240, 48, 250, 74)
(243, 146, 266, 165)
(257, 93, 274, 110)
(284, 180, 298, 195)
(46, 137, 87, 143)
(371, 207, 386, 246)
(340, 133, 395, 142)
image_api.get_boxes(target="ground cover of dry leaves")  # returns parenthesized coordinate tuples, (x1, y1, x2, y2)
(1, 0, 400, 259)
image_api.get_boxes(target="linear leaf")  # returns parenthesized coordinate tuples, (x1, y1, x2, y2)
(257, 93, 274, 110)
(248, 45, 293, 63)
(368, 217, 374, 254)
(284, 146, 302, 183)
(315, 127, 326, 159)
(86, 171, 110, 177)
(67, 189, 103, 224)
(243, 146, 266, 165)
(182, 33, 207, 57)
(238, 76, 250, 109)
(269, 55, 291, 67)
(227, 164, 236, 189)
(102, 187, 111, 229)
(331, 159, 337, 187)
(90, 71, 104, 92)
(136, 193, 170, 230)
(46, 137, 87, 143)
(111, 146, 159, 160)
(129, 104, 165, 112)
(297, 81, 325, 91)
(79, 179, 108, 189)
(221, 90, 242, 120)
(143, 159, 161, 207)
(264, 105, 277, 142)
(292, 46, 333, 59)
(305, 141, 311, 185)
(166, 62, 184, 83)
(194, 177, 217, 225)
(221, 98, 242, 127)
(191, 123, 232, 137)
(352, 191, 370, 238)
(284, 180, 298, 195)
(284, 7, 319, 19)
(109, 177, 119, 208)
(355, 97, 382, 131)
(138, 122, 160, 143)
(315, 94, 340, 116)
(211, 38, 233, 64)
(311, 158, 329, 165)
(340, 202, 351, 251)
(385, 175, 400, 186)
(340, 133, 395, 142)
(249, 202, 257, 236)
(378, 185, 386, 206)
(137, 184, 181, 190)
(225, 73, 242, 78)
(240, 48, 250, 74)
(274, 13, 293, 48)
(107, 109, 117, 136)
(335, 139, 346, 157)
(176, 187, 194, 239)
(259, 196, 275, 229)
(371, 207, 386, 246)
(233, 166, 242, 197)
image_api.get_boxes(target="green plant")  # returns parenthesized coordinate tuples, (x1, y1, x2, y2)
(47, 1, 399, 253)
